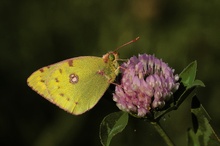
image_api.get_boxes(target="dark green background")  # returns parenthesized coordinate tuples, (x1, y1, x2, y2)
(1, 0, 219, 146)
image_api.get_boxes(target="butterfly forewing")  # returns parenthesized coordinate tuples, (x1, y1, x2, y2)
(27, 56, 117, 115)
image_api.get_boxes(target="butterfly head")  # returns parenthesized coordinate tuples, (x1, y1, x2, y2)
(102, 51, 119, 63)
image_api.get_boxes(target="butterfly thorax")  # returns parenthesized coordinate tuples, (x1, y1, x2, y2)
(102, 51, 119, 82)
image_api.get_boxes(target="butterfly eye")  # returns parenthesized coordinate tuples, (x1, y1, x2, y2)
(108, 53, 115, 61)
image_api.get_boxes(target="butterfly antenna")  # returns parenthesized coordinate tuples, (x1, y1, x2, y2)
(114, 37, 140, 52)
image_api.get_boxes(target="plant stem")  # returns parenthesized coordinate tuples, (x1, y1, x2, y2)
(152, 121, 175, 146)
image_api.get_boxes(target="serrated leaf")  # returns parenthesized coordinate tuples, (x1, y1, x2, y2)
(179, 61, 197, 88)
(99, 111, 129, 146)
(187, 128, 200, 146)
(189, 96, 220, 146)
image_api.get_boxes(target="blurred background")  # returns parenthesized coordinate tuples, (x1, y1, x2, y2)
(1, 0, 220, 146)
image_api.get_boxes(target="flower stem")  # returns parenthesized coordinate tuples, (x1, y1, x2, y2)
(152, 121, 175, 146)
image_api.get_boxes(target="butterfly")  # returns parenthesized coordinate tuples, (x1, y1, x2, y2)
(27, 37, 139, 115)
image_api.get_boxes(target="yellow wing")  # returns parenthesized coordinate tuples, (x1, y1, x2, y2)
(27, 56, 117, 115)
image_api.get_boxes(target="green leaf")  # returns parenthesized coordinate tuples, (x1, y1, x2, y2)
(189, 96, 220, 146)
(99, 111, 129, 146)
(190, 80, 205, 88)
(179, 61, 197, 88)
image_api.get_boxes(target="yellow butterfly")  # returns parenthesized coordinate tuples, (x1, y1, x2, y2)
(27, 37, 139, 115)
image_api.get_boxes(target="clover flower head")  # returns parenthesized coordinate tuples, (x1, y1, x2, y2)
(113, 54, 179, 117)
